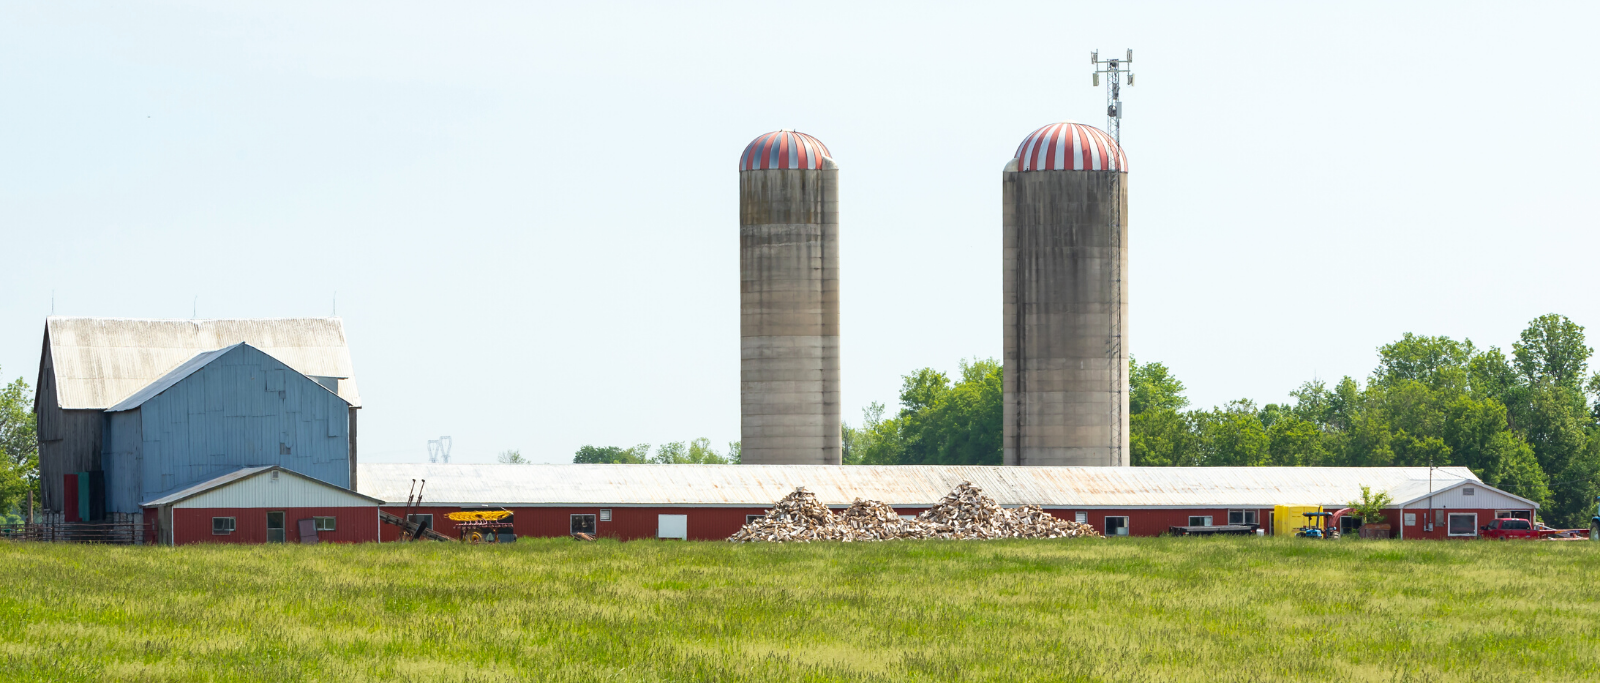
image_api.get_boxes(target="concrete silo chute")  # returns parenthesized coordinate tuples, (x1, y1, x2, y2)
(738, 130, 841, 465)
(1003, 121, 1130, 467)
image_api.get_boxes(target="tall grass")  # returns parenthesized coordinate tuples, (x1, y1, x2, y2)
(0, 537, 1596, 682)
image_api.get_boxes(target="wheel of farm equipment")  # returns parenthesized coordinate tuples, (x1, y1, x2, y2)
(469, 531, 484, 544)
(1591, 522, 1599, 542)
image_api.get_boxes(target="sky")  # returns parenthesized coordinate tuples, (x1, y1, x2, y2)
(3, 2, 1598, 464)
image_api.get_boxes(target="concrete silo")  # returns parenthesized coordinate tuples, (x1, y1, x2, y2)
(1003, 122, 1129, 466)
(738, 130, 840, 465)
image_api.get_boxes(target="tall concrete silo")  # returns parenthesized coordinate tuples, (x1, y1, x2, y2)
(738, 130, 840, 465)
(1002, 122, 1130, 467)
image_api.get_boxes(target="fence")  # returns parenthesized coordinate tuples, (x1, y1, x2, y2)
(0, 521, 145, 545)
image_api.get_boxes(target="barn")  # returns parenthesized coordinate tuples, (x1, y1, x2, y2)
(33, 317, 362, 523)
(357, 464, 1537, 541)
(142, 465, 381, 545)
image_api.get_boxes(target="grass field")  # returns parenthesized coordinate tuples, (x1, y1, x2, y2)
(1, 537, 1597, 682)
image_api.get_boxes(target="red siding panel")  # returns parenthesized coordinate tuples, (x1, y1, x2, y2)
(172, 507, 379, 545)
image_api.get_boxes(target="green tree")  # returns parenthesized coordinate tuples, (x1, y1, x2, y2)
(1130, 408, 1198, 466)
(0, 373, 38, 522)
(1194, 401, 1269, 466)
(1346, 485, 1394, 526)
(573, 444, 650, 464)
(1129, 356, 1188, 414)
(652, 438, 736, 464)
(1513, 314, 1591, 389)
(843, 402, 904, 465)
(1376, 333, 1475, 392)
(896, 359, 1003, 466)
(497, 449, 529, 464)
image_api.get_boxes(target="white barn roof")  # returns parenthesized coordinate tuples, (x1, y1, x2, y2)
(355, 464, 1495, 509)
(41, 317, 361, 409)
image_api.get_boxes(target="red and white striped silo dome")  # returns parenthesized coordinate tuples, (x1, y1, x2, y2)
(1013, 122, 1127, 172)
(740, 130, 832, 171)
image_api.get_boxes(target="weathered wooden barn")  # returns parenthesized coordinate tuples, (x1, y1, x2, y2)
(102, 342, 355, 514)
(356, 464, 1537, 541)
(34, 317, 362, 518)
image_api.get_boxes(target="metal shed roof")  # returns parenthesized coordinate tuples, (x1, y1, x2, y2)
(41, 317, 361, 409)
(143, 465, 382, 508)
(355, 464, 1493, 509)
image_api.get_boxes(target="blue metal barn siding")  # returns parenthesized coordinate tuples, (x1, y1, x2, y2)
(103, 345, 351, 513)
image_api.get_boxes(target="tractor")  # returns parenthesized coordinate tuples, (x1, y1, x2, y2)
(1591, 496, 1599, 542)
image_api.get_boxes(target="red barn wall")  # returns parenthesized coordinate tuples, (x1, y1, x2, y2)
(172, 507, 378, 545)
(1388, 507, 1531, 540)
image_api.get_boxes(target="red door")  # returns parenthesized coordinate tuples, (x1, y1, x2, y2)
(63, 474, 80, 523)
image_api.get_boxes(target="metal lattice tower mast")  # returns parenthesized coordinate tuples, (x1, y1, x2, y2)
(1093, 49, 1133, 464)
(1091, 49, 1135, 144)
(427, 436, 452, 464)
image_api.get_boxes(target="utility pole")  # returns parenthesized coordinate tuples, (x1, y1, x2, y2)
(1091, 49, 1135, 144)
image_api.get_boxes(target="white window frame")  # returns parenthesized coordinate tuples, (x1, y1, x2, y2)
(1403, 513, 1416, 527)
(1074, 511, 1088, 524)
(1447, 512, 1478, 537)
(313, 516, 336, 531)
(1495, 510, 1531, 520)
(570, 514, 597, 536)
(1227, 510, 1259, 526)
(745, 514, 764, 524)
(1104, 516, 1130, 536)
(1188, 516, 1212, 527)
(406, 513, 434, 529)
(1462, 487, 1476, 497)
(599, 509, 612, 522)
(212, 517, 236, 535)
(657, 514, 688, 540)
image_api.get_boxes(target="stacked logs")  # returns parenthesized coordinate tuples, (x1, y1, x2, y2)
(916, 483, 1099, 540)
(728, 482, 1101, 543)
(727, 487, 854, 542)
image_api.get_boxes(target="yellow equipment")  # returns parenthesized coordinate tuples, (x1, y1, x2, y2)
(1273, 505, 1322, 537)
(447, 510, 513, 522)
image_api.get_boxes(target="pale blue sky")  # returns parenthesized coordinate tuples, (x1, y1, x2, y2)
(3, 2, 1597, 463)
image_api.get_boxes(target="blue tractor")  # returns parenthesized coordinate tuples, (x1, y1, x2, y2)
(1591, 496, 1599, 542)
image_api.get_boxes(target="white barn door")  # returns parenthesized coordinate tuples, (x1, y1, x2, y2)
(657, 514, 687, 540)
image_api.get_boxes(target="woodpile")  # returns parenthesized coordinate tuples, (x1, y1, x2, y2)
(728, 482, 1101, 543)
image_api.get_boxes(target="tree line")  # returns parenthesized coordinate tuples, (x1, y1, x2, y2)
(834, 314, 1600, 528)
(572, 439, 740, 465)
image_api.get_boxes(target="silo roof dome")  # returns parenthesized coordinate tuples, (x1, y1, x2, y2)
(740, 130, 832, 171)
(1013, 121, 1127, 172)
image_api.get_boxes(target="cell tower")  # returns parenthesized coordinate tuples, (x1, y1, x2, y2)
(1092, 48, 1135, 466)
(1091, 49, 1135, 144)
(428, 436, 452, 464)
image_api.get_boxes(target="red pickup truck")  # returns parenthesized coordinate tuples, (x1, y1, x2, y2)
(1481, 518, 1588, 539)
(1481, 518, 1539, 539)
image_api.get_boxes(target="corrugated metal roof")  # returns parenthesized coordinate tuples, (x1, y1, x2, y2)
(355, 464, 1494, 508)
(105, 342, 346, 413)
(142, 465, 381, 507)
(42, 317, 361, 409)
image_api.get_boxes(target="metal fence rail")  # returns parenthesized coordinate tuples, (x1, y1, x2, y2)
(0, 522, 143, 545)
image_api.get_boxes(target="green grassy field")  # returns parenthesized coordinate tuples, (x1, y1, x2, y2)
(0, 537, 1596, 682)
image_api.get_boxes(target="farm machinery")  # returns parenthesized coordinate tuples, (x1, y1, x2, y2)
(447, 510, 514, 544)
(1295, 509, 1349, 539)
(1592, 495, 1599, 542)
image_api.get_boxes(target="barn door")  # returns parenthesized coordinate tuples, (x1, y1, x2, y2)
(267, 511, 285, 543)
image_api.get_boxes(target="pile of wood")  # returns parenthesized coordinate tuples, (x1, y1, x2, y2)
(727, 487, 854, 542)
(916, 483, 1100, 539)
(728, 483, 1101, 543)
